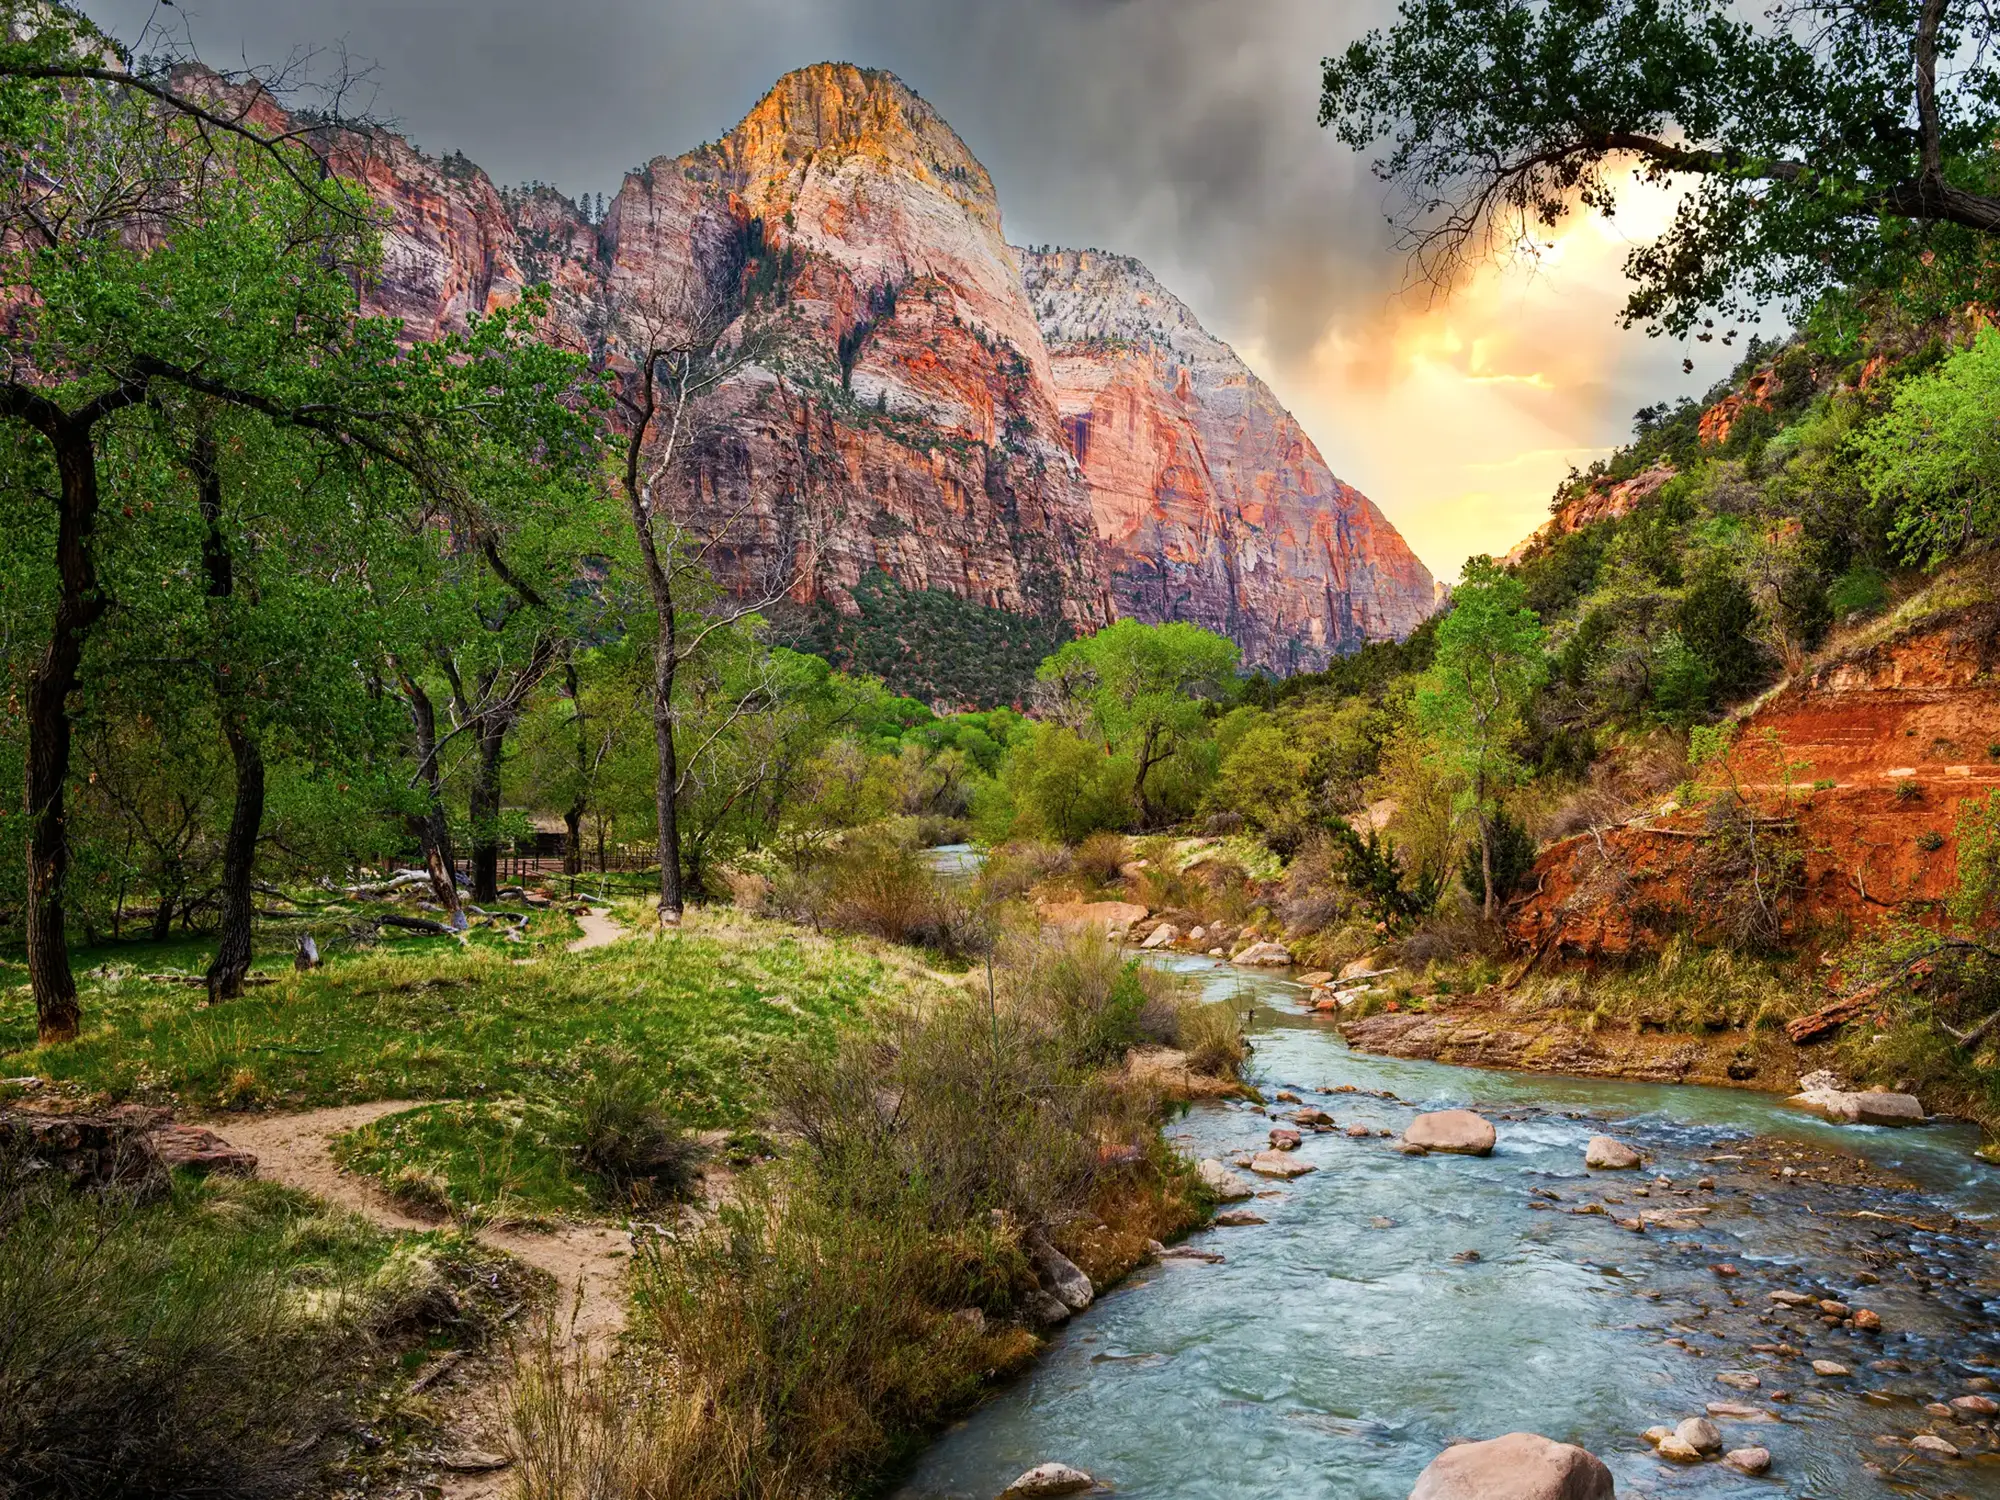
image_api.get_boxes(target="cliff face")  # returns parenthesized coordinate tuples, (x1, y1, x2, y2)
(280, 63, 1433, 678)
(1508, 592, 2000, 957)
(1022, 250, 1436, 672)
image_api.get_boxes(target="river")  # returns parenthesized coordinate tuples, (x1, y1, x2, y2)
(894, 944, 2000, 1499)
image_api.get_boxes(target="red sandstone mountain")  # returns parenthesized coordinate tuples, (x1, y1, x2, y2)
(252, 63, 1434, 677)
(1023, 249, 1435, 670)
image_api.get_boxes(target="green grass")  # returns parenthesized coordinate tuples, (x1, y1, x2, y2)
(3, 911, 923, 1121)
(332, 1098, 600, 1223)
(4, 909, 938, 1216)
(1, 1167, 526, 1496)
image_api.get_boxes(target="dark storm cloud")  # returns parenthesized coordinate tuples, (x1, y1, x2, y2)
(80, 0, 1404, 366)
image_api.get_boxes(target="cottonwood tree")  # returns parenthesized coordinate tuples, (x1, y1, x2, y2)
(1415, 557, 1548, 920)
(0, 46, 590, 1037)
(1037, 620, 1241, 830)
(609, 280, 815, 926)
(1321, 0, 2000, 335)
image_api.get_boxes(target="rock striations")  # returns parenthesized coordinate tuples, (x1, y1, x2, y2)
(259, 62, 1432, 683)
(1024, 248, 1435, 671)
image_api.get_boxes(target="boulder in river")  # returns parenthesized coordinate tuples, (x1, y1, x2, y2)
(1197, 1158, 1255, 1201)
(1911, 1434, 1961, 1459)
(1949, 1394, 1999, 1416)
(1783, 1088, 1925, 1126)
(1233, 941, 1294, 967)
(1811, 1359, 1850, 1377)
(1407, 1432, 1614, 1500)
(1584, 1135, 1641, 1170)
(1675, 1417, 1721, 1454)
(999, 1462, 1094, 1497)
(1403, 1110, 1497, 1157)
(1248, 1150, 1316, 1178)
(1140, 923, 1177, 950)
(1268, 1128, 1302, 1151)
(1723, 1447, 1771, 1475)
(1654, 1435, 1702, 1463)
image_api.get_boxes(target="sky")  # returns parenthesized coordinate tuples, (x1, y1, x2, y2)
(83, 0, 1766, 583)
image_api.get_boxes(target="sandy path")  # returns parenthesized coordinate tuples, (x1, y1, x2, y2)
(214, 1102, 632, 1346)
(566, 908, 627, 953)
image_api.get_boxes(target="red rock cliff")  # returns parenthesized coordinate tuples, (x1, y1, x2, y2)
(250, 64, 1438, 666)
(1509, 590, 2000, 957)
(1021, 249, 1435, 671)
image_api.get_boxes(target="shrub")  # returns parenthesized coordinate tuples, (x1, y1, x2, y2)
(0, 1174, 367, 1500)
(1458, 810, 1539, 906)
(1072, 831, 1130, 887)
(574, 1058, 704, 1205)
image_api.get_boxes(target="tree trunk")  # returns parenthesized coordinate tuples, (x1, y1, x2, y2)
(399, 672, 465, 928)
(150, 895, 175, 944)
(469, 723, 505, 904)
(653, 637, 684, 925)
(1478, 812, 1497, 922)
(564, 660, 586, 877)
(207, 717, 264, 1000)
(24, 424, 108, 1043)
(192, 428, 264, 1002)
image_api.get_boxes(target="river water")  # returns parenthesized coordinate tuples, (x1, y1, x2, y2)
(894, 947, 2000, 1500)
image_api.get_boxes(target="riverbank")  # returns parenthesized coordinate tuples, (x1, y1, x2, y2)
(1338, 999, 1813, 1092)
(896, 972, 2000, 1500)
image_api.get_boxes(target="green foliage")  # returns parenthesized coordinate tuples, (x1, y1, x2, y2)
(1039, 620, 1239, 828)
(1458, 808, 1537, 904)
(989, 722, 1132, 845)
(1321, 0, 2000, 337)
(796, 570, 1074, 708)
(1324, 818, 1443, 931)
(1859, 328, 2000, 565)
(1953, 790, 2000, 933)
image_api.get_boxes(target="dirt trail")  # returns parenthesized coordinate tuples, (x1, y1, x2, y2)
(216, 1101, 640, 1498)
(214, 1102, 632, 1346)
(566, 907, 627, 952)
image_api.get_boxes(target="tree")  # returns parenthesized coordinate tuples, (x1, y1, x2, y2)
(608, 281, 812, 926)
(1415, 557, 1548, 920)
(1858, 328, 2000, 565)
(1320, 0, 2000, 337)
(1037, 620, 1240, 830)
(0, 51, 593, 1037)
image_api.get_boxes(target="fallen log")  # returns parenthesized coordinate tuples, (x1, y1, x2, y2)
(1787, 964, 1930, 1044)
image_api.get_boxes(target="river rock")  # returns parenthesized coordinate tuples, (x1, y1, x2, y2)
(1950, 1394, 1999, 1416)
(1675, 1417, 1722, 1454)
(1197, 1158, 1255, 1201)
(1642, 1426, 1673, 1446)
(1268, 1128, 1302, 1151)
(1853, 1308, 1882, 1330)
(1655, 1435, 1703, 1464)
(1768, 1290, 1815, 1307)
(1723, 1447, 1771, 1475)
(999, 1462, 1094, 1497)
(1140, 922, 1177, 950)
(1715, 1372, 1761, 1391)
(1249, 1150, 1315, 1178)
(1404, 1110, 1496, 1157)
(1295, 1108, 1335, 1127)
(1584, 1135, 1641, 1170)
(1784, 1088, 1926, 1126)
(1213, 1210, 1266, 1226)
(1811, 1360, 1850, 1377)
(1911, 1434, 1961, 1459)
(1407, 1432, 1614, 1500)
(1298, 970, 1335, 987)
(1022, 1289, 1072, 1326)
(1233, 941, 1294, 967)
(1027, 1233, 1094, 1313)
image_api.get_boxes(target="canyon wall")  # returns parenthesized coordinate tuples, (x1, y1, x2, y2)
(249, 62, 1435, 685)
(1023, 249, 1435, 672)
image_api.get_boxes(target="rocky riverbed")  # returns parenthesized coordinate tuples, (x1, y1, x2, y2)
(893, 956, 2000, 1499)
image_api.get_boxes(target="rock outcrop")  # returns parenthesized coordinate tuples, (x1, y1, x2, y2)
(225, 64, 1434, 692)
(1024, 249, 1435, 671)
(1509, 590, 2000, 959)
